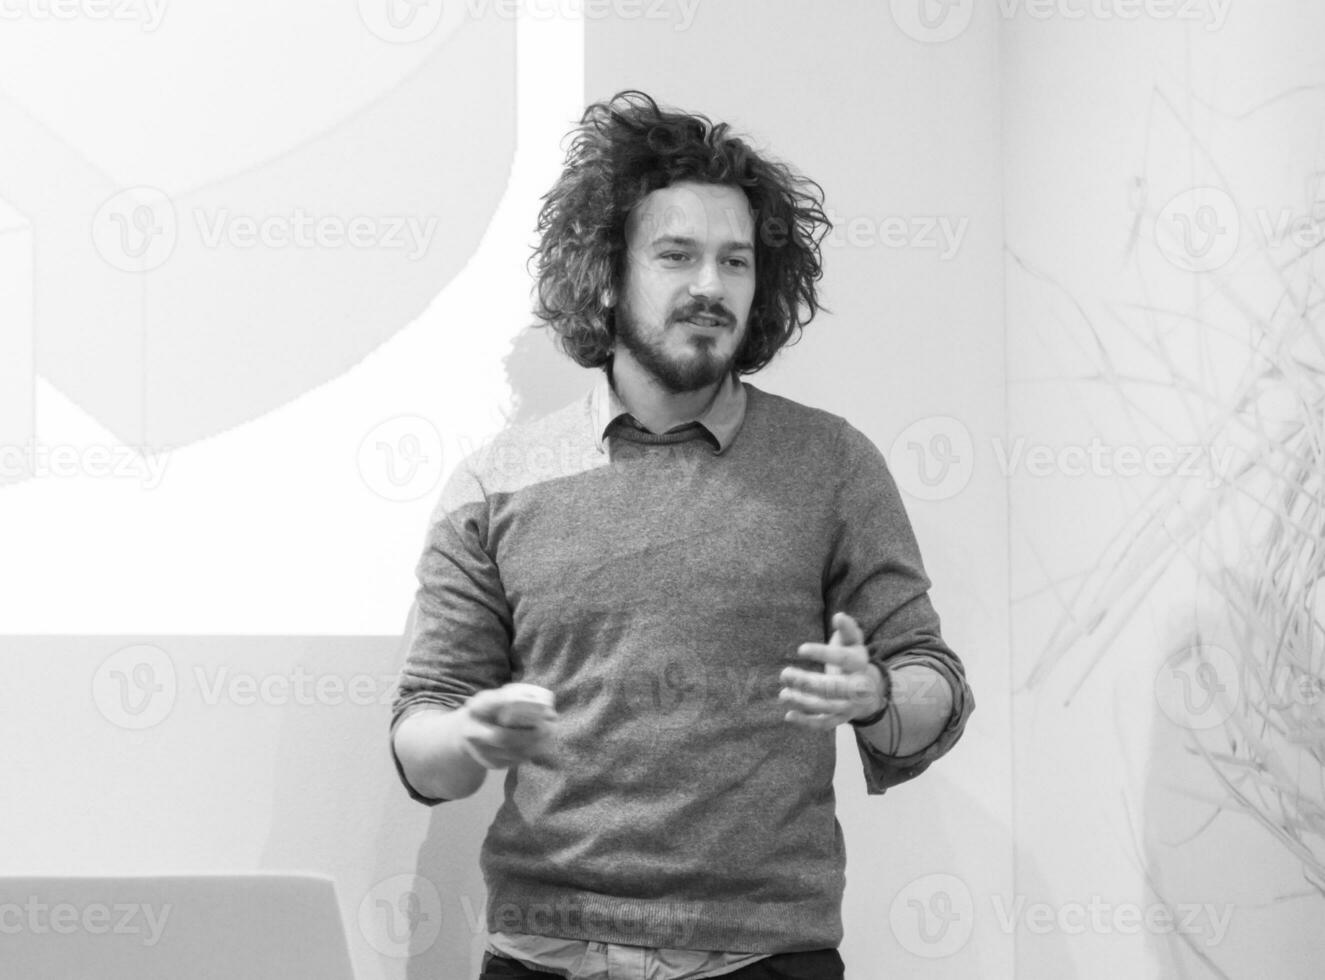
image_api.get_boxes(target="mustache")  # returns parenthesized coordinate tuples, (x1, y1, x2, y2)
(672, 301, 734, 324)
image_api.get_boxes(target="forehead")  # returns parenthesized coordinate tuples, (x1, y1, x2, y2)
(626, 181, 754, 245)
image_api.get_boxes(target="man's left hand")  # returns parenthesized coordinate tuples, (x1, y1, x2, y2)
(780, 612, 885, 730)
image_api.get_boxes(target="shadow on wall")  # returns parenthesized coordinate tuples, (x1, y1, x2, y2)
(501, 323, 600, 427)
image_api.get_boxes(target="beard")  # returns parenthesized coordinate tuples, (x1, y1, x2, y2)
(614, 297, 739, 394)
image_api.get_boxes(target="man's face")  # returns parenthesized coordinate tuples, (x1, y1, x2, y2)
(614, 181, 756, 393)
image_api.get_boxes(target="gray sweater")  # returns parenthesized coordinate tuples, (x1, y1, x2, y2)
(390, 377, 974, 953)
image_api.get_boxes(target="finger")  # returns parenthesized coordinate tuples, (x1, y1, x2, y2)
(781, 667, 872, 702)
(495, 707, 557, 730)
(488, 721, 554, 751)
(782, 709, 843, 731)
(780, 687, 850, 715)
(796, 642, 869, 672)
(832, 611, 865, 647)
(465, 690, 505, 723)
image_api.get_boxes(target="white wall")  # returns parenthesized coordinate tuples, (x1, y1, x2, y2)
(1004, 1, 1325, 977)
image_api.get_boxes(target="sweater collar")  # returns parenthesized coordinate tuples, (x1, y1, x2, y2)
(591, 364, 747, 456)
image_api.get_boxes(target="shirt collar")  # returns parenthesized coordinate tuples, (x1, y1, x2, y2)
(590, 365, 747, 456)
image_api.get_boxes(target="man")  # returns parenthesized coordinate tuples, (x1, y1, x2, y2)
(391, 90, 974, 980)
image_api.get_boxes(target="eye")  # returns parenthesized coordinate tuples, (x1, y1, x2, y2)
(725, 256, 751, 269)
(660, 251, 690, 262)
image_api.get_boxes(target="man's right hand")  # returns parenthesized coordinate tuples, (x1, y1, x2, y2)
(459, 685, 559, 770)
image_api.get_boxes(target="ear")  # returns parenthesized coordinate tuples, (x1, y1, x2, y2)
(601, 288, 615, 309)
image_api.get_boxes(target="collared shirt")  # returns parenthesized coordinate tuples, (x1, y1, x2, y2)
(590, 366, 747, 456)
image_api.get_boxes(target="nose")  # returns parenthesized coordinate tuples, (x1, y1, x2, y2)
(688, 257, 725, 304)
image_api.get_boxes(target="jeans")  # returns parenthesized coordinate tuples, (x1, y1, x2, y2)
(478, 948, 846, 980)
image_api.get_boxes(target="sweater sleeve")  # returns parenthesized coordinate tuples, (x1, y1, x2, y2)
(388, 449, 516, 806)
(823, 421, 974, 795)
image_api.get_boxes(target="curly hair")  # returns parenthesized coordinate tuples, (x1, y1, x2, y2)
(528, 90, 832, 375)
